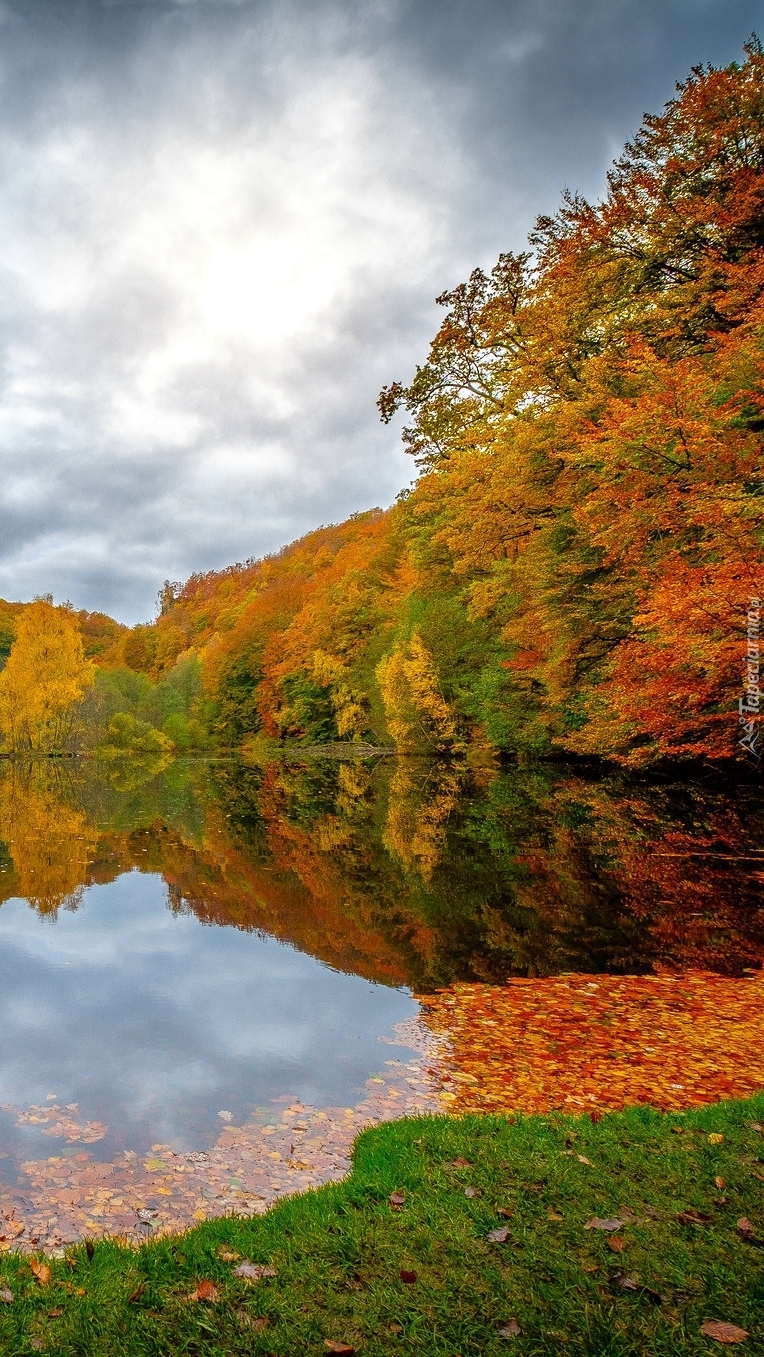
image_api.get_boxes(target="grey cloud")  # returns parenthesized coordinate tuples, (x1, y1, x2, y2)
(0, 0, 759, 620)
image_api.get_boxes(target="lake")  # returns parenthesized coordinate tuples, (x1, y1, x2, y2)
(0, 753, 761, 1244)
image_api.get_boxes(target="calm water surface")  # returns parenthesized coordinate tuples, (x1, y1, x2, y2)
(0, 754, 761, 1180)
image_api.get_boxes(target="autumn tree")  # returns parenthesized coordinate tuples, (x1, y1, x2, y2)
(0, 600, 94, 753)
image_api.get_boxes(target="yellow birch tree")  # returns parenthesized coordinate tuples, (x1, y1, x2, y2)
(0, 600, 93, 753)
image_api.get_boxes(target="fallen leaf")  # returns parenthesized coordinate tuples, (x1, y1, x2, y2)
(677, 1209, 712, 1226)
(700, 1319, 749, 1344)
(582, 1264, 600, 1273)
(85, 1241, 95, 1261)
(0, 1287, 12, 1303)
(189, 1280, 218, 1303)
(389, 1192, 405, 1209)
(617, 1274, 639, 1291)
(233, 1262, 276, 1281)
(30, 1260, 51, 1287)
(324, 1343, 355, 1355)
(236, 1310, 269, 1331)
(607, 1235, 627, 1253)
(499, 1319, 522, 1338)
(218, 1247, 240, 1262)
(715, 1177, 726, 1190)
(708, 1134, 725, 1146)
(47, 1308, 63, 1318)
(584, 1218, 624, 1232)
(451, 1158, 471, 1168)
(547, 1208, 564, 1221)
(399, 1269, 417, 1284)
(137, 1208, 158, 1224)
(218, 1110, 233, 1122)
(577, 1155, 593, 1165)
(486, 1227, 510, 1243)
(750, 1123, 763, 1134)
(497, 1207, 514, 1219)
(388, 1323, 403, 1334)
(128, 1283, 146, 1303)
(464, 1186, 477, 1199)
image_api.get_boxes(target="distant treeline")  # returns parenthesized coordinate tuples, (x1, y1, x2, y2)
(1, 45, 762, 763)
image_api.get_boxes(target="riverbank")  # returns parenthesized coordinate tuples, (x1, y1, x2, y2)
(0, 1097, 762, 1356)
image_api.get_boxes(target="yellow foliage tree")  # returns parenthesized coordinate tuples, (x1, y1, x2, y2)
(0, 601, 94, 753)
(377, 632, 458, 751)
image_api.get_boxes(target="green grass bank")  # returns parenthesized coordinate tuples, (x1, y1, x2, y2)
(1, 1097, 763, 1356)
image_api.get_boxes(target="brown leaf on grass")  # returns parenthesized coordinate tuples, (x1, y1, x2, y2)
(85, 1241, 94, 1261)
(451, 1158, 471, 1168)
(749, 1123, 763, 1134)
(499, 1319, 522, 1337)
(589, 1111, 603, 1124)
(736, 1219, 754, 1236)
(233, 1262, 276, 1281)
(486, 1227, 510, 1243)
(324, 1342, 355, 1355)
(577, 1155, 593, 1165)
(464, 1186, 477, 1199)
(584, 1218, 624, 1232)
(30, 1260, 51, 1287)
(708, 1134, 725, 1145)
(388, 1323, 403, 1334)
(700, 1319, 750, 1344)
(399, 1269, 417, 1284)
(497, 1207, 514, 1219)
(236, 1309, 268, 1331)
(189, 1280, 218, 1303)
(547, 1208, 564, 1221)
(607, 1235, 627, 1253)
(715, 1177, 726, 1190)
(677, 1209, 712, 1226)
(0, 1287, 13, 1303)
(582, 1264, 600, 1273)
(218, 1247, 240, 1262)
(389, 1192, 405, 1209)
(46, 1308, 63, 1319)
(128, 1283, 146, 1303)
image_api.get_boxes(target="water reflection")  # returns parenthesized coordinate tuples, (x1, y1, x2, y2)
(1, 756, 763, 987)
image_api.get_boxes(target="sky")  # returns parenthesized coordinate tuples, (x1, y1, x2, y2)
(0, 0, 760, 623)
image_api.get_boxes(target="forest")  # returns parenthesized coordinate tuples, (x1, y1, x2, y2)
(0, 43, 762, 766)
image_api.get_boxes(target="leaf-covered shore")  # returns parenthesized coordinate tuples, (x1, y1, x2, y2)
(0, 1098, 763, 1355)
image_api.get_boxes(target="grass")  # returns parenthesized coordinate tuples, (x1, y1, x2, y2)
(1, 1096, 763, 1355)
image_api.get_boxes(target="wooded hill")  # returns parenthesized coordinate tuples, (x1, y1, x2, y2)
(2, 44, 762, 764)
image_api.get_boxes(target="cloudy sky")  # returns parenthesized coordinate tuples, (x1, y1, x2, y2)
(0, 0, 759, 622)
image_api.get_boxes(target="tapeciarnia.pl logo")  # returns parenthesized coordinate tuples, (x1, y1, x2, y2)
(739, 596, 761, 763)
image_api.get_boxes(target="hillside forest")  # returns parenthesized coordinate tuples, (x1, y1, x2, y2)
(0, 44, 762, 766)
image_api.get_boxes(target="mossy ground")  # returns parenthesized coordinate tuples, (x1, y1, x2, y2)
(1, 1096, 762, 1356)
